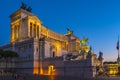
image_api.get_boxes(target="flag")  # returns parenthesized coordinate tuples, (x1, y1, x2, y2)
(116, 40, 119, 50)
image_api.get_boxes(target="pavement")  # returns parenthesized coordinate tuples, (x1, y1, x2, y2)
(0, 75, 120, 80)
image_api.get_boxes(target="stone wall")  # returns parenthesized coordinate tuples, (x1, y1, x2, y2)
(41, 57, 96, 77)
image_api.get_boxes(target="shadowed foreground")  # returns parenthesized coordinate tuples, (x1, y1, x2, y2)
(0, 75, 120, 80)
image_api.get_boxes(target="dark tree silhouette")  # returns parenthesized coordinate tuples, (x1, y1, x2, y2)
(0, 48, 4, 58)
(4, 50, 19, 58)
(0, 49, 19, 73)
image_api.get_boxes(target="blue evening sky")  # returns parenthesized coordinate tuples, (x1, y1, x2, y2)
(0, 0, 120, 61)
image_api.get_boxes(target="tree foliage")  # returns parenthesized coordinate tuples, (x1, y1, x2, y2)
(0, 48, 4, 58)
(0, 49, 19, 59)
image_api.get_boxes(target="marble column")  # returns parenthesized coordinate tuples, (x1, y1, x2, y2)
(11, 26, 14, 42)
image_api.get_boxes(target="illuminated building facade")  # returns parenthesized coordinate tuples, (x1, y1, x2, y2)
(103, 54, 120, 76)
(103, 44, 120, 76)
(104, 62, 118, 75)
(2, 4, 102, 77)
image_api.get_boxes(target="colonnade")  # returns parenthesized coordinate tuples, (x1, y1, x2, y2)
(29, 22, 39, 38)
(11, 25, 20, 42)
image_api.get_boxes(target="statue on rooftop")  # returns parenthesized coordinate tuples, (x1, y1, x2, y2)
(67, 28, 73, 35)
(20, 2, 32, 12)
(20, 2, 27, 10)
(81, 37, 88, 46)
(98, 51, 103, 61)
(27, 6, 32, 12)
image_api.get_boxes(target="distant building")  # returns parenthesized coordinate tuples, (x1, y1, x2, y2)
(103, 49, 120, 76)
(1, 3, 102, 77)
(103, 40, 120, 76)
(104, 62, 118, 75)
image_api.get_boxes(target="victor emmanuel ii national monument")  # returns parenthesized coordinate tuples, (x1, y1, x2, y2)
(1, 3, 103, 78)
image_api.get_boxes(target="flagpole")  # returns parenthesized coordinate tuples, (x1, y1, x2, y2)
(118, 46, 119, 59)
(118, 36, 119, 59)
(117, 35, 120, 63)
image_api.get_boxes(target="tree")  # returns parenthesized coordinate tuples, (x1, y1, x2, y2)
(0, 49, 19, 58)
(3, 50, 19, 58)
(0, 49, 19, 73)
(0, 48, 4, 58)
(4, 50, 19, 73)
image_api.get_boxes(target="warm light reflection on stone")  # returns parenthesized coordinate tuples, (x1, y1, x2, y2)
(48, 65, 56, 75)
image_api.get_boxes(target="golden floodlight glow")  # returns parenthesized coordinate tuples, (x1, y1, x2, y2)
(33, 67, 39, 75)
(40, 63, 43, 75)
(107, 64, 118, 75)
(33, 61, 39, 75)
(48, 65, 56, 75)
